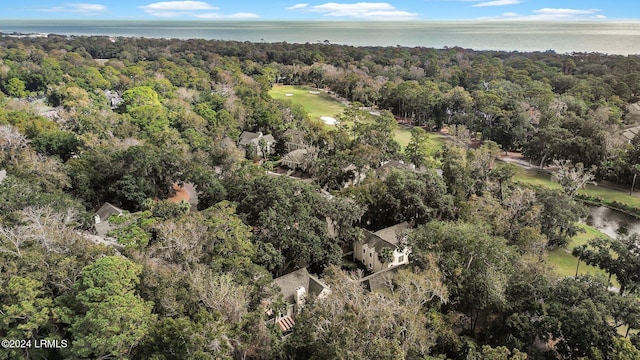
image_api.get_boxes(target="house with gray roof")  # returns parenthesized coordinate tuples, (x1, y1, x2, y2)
(354, 222, 411, 273)
(271, 268, 330, 334)
(94, 202, 124, 237)
(282, 129, 307, 152)
(280, 148, 309, 170)
(360, 263, 410, 292)
(238, 131, 275, 158)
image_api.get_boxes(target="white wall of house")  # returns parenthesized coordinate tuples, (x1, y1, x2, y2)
(392, 248, 410, 267)
(354, 242, 410, 273)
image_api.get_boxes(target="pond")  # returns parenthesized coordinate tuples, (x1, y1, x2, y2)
(584, 205, 640, 239)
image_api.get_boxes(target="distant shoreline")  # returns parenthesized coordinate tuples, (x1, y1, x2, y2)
(1, 20, 639, 55)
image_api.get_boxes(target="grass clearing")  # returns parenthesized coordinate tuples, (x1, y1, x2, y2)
(269, 85, 345, 122)
(548, 223, 618, 285)
(514, 168, 640, 208)
(428, 133, 447, 155)
(270, 85, 449, 151)
(547, 249, 609, 279)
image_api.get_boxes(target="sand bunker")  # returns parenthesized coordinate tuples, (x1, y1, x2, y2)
(320, 116, 338, 125)
(309, 91, 320, 94)
(285, 93, 293, 96)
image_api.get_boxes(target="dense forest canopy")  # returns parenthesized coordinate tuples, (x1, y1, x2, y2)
(2, 33, 640, 359)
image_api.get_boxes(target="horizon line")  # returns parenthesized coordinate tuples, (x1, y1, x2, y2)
(2, 18, 640, 22)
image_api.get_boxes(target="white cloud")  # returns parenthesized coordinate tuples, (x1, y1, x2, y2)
(286, 2, 418, 20)
(139, 1, 217, 16)
(472, 0, 520, 7)
(39, 3, 107, 13)
(534, 8, 600, 16)
(286, 3, 309, 10)
(480, 8, 606, 21)
(139, 1, 257, 18)
(69, 3, 107, 12)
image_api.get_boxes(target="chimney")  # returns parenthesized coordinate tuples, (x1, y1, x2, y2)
(295, 286, 306, 312)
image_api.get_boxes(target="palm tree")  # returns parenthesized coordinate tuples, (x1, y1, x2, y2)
(378, 247, 394, 265)
(572, 244, 589, 278)
(629, 164, 640, 195)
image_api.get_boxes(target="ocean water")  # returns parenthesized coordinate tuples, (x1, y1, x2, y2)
(1, 20, 640, 55)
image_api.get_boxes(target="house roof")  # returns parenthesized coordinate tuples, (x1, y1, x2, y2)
(361, 222, 411, 253)
(622, 127, 640, 141)
(376, 160, 414, 177)
(95, 202, 124, 223)
(373, 222, 410, 246)
(283, 129, 306, 145)
(273, 268, 329, 304)
(0, 169, 6, 184)
(362, 229, 398, 253)
(239, 131, 260, 146)
(238, 131, 275, 146)
(281, 148, 307, 165)
(273, 268, 311, 304)
(262, 134, 276, 144)
(364, 264, 409, 292)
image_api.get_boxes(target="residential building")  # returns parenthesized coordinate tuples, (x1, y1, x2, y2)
(354, 222, 411, 273)
(94, 202, 124, 237)
(282, 129, 307, 152)
(271, 268, 330, 335)
(238, 131, 275, 158)
(280, 148, 309, 170)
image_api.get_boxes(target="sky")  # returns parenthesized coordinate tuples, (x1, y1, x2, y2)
(1, 1, 638, 21)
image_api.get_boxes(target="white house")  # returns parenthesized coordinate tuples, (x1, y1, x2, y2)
(354, 222, 411, 273)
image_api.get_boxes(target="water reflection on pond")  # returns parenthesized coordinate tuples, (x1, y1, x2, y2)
(584, 206, 640, 239)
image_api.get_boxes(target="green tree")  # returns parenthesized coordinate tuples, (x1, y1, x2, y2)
(70, 256, 156, 359)
(404, 126, 431, 168)
(0, 277, 69, 360)
(612, 337, 640, 359)
(235, 175, 348, 275)
(581, 234, 640, 295)
(540, 276, 617, 359)
(133, 313, 232, 360)
(120, 86, 161, 112)
(488, 163, 518, 203)
(31, 130, 82, 162)
(409, 221, 515, 333)
(537, 188, 586, 248)
(5, 77, 27, 98)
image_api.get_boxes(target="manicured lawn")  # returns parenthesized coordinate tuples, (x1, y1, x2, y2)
(428, 133, 448, 155)
(270, 85, 450, 151)
(548, 223, 617, 284)
(269, 85, 345, 122)
(548, 250, 609, 278)
(513, 169, 561, 190)
(514, 168, 640, 208)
